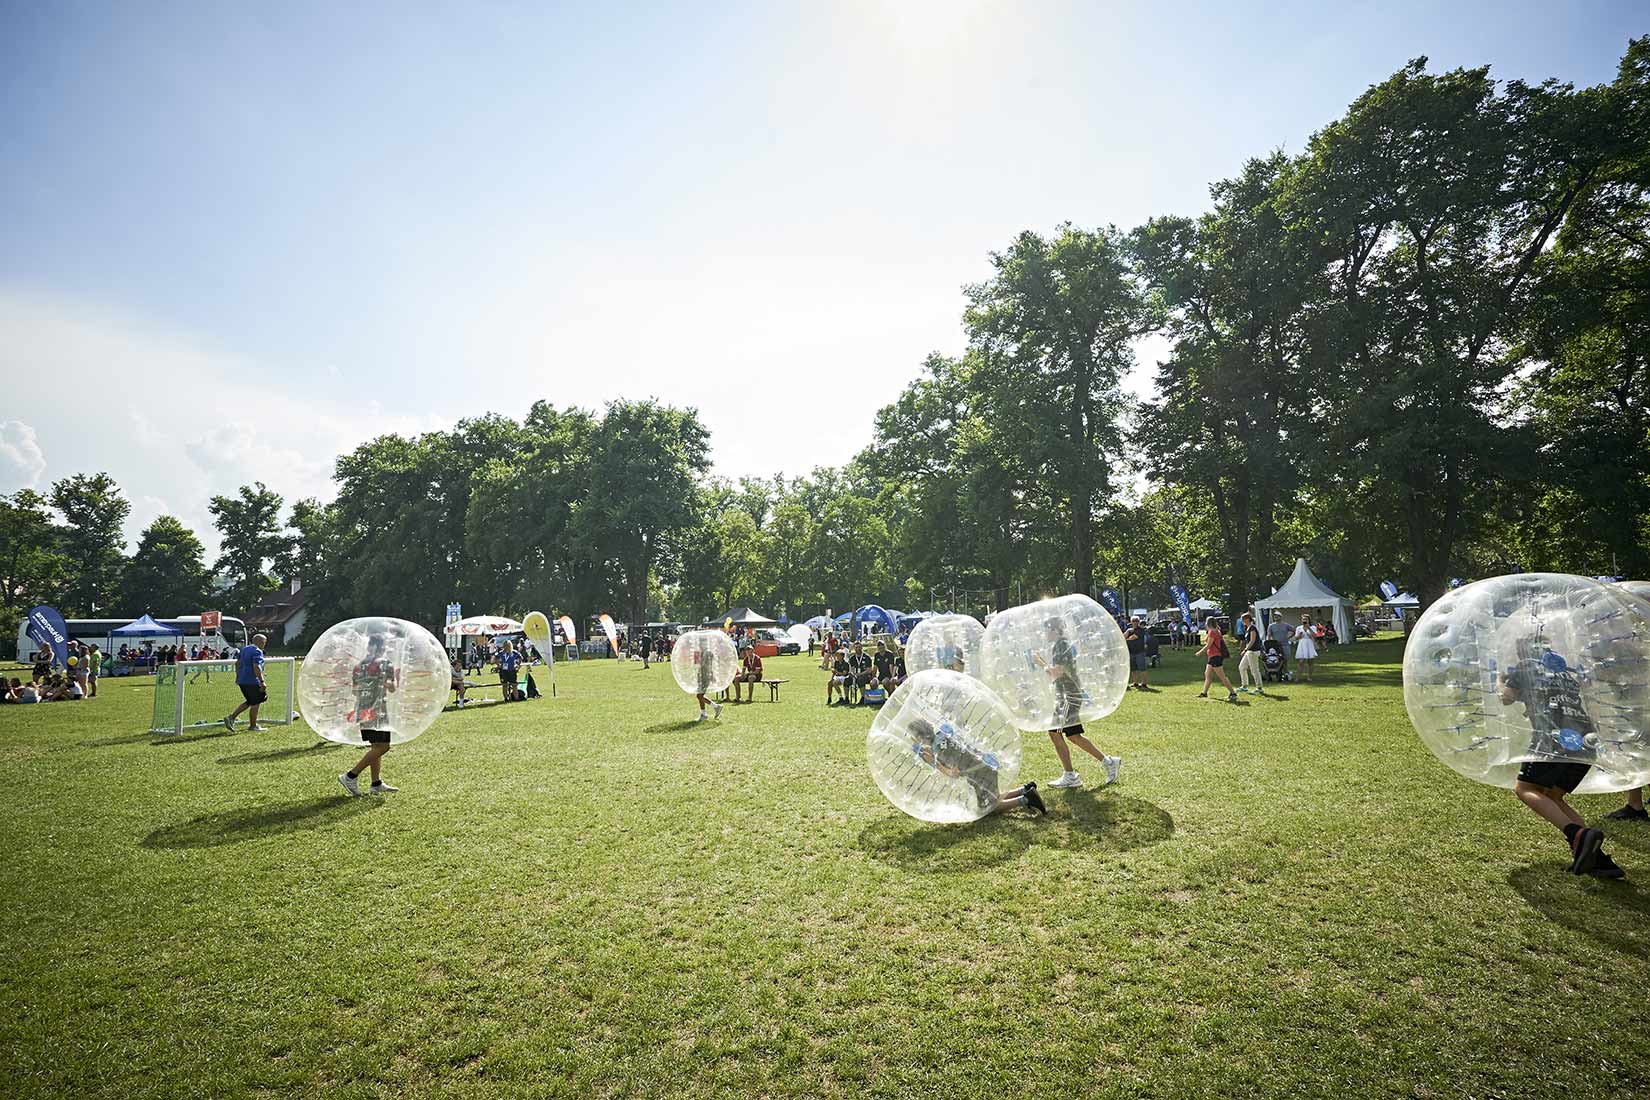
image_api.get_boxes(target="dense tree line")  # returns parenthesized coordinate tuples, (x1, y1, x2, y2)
(2, 44, 1644, 652)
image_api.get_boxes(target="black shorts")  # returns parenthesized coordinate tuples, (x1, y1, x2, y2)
(1516, 760, 1591, 793)
(239, 683, 268, 704)
(359, 728, 392, 745)
(1056, 723, 1085, 737)
(501, 669, 518, 684)
(1207, 656, 1225, 668)
(855, 672, 874, 687)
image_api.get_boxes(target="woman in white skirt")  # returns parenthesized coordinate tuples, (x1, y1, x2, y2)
(1293, 613, 1320, 682)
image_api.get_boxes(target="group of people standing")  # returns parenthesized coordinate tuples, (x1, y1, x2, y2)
(1199, 612, 1325, 701)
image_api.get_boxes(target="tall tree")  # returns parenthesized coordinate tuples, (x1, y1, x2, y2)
(1132, 152, 1320, 611)
(209, 482, 287, 612)
(121, 516, 211, 614)
(49, 473, 130, 615)
(1294, 58, 1610, 606)
(583, 400, 711, 625)
(0, 489, 67, 611)
(964, 226, 1153, 595)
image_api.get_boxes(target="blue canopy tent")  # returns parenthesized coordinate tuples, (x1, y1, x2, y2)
(110, 614, 182, 639)
(109, 614, 183, 672)
(853, 604, 899, 637)
(834, 612, 853, 625)
(897, 611, 934, 631)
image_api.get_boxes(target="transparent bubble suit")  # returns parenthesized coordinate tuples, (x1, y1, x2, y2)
(1403, 573, 1650, 793)
(866, 669, 1023, 823)
(904, 614, 986, 678)
(670, 630, 739, 695)
(979, 594, 1130, 730)
(299, 617, 451, 746)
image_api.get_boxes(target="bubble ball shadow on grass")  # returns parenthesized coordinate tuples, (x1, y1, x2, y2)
(1508, 864, 1650, 958)
(858, 792, 1175, 873)
(217, 742, 343, 766)
(141, 796, 383, 850)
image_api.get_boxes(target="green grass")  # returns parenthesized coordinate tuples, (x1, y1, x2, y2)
(2, 640, 1647, 1099)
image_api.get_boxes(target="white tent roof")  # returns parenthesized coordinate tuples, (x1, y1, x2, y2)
(444, 615, 525, 636)
(1188, 597, 1222, 611)
(1254, 558, 1356, 643)
(1384, 592, 1420, 608)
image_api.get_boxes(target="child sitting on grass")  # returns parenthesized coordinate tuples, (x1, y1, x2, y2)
(1498, 636, 1624, 878)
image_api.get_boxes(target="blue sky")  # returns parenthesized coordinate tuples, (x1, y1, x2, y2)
(1, 0, 1643, 554)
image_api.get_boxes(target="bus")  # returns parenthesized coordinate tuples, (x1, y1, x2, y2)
(16, 615, 250, 663)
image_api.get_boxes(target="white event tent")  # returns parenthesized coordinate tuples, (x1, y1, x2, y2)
(1254, 558, 1356, 644)
(444, 615, 525, 637)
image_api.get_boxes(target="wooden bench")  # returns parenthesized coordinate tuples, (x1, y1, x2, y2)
(721, 678, 791, 702)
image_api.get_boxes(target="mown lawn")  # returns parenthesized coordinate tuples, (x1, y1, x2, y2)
(1, 639, 1647, 1099)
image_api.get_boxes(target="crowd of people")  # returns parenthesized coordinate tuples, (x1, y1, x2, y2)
(4, 639, 102, 704)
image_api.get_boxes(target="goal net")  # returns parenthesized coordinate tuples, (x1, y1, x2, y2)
(150, 658, 298, 735)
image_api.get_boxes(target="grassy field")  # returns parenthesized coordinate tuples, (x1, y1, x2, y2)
(1, 639, 1647, 1099)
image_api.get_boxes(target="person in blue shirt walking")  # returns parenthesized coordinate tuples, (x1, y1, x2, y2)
(222, 633, 268, 731)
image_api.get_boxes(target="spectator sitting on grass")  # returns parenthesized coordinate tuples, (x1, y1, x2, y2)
(7, 677, 38, 703)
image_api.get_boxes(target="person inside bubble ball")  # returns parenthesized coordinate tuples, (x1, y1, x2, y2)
(1036, 618, 1123, 790)
(338, 632, 401, 796)
(908, 716, 1045, 818)
(691, 640, 724, 722)
(1498, 635, 1624, 878)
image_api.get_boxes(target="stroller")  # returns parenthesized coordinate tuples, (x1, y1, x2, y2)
(1262, 639, 1291, 683)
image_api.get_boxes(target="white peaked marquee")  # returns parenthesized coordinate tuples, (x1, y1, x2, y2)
(1254, 558, 1356, 644)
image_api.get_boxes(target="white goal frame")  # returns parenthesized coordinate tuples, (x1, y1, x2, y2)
(150, 657, 298, 735)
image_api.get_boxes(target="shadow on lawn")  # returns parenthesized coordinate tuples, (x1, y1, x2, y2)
(1508, 864, 1650, 957)
(149, 729, 236, 747)
(141, 795, 382, 849)
(79, 731, 156, 748)
(857, 792, 1174, 873)
(217, 742, 343, 766)
(643, 719, 711, 733)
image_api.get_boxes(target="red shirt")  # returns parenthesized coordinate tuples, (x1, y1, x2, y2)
(743, 650, 762, 675)
(1206, 631, 1227, 658)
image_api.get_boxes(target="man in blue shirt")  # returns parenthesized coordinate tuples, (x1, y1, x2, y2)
(497, 639, 522, 701)
(223, 633, 268, 731)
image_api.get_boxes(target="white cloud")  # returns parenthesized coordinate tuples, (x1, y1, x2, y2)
(0, 291, 445, 558)
(0, 419, 48, 490)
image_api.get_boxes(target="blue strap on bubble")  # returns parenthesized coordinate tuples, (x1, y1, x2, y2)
(1556, 728, 1588, 752)
(1541, 651, 1568, 673)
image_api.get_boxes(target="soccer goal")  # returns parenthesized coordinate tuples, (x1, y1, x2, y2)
(149, 658, 298, 735)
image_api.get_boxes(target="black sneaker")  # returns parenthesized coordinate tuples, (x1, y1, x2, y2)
(1586, 852, 1626, 879)
(1569, 827, 1605, 875)
(1603, 805, 1649, 822)
(1023, 785, 1047, 816)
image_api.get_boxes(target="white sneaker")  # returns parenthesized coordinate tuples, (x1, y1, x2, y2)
(337, 772, 360, 797)
(1102, 755, 1122, 787)
(712, 702, 723, 718)
(1048, 771, 1082, 788)
(696, 711, 708, 722)
(370, 781, 399, 794)
(222, 716, 236, 732)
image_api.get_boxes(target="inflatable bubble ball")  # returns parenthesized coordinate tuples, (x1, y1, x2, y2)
(1616, 580, 1650, 604)
(904, 614, 986, 678)
(670, 630, 739, 696)
(298, 617, 451, 747)
(866, 669, 1023, 823)
(978, 594, 1130, 731)
(1403, 573, 1650, 793)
